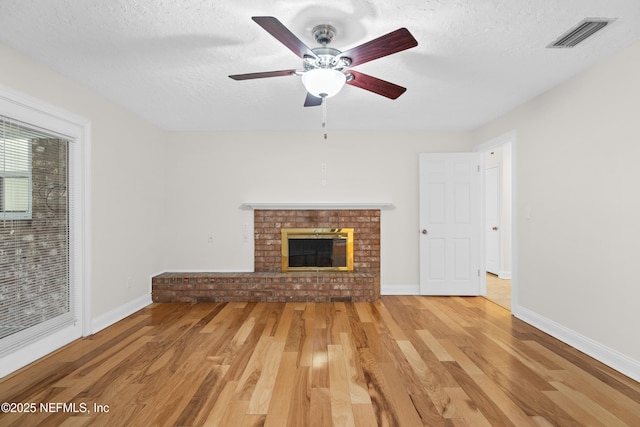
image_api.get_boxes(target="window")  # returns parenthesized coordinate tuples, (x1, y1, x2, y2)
(0, 123, 32, 219)
(0, 87, 89, 378)
(0, 114, 74, 356)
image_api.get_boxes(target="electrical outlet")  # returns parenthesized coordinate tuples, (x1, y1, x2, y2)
(321, 163, 327, 172)
(242, 224, 249, 243)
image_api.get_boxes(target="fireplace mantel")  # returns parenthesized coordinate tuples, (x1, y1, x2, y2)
(242, 201, 394, 210)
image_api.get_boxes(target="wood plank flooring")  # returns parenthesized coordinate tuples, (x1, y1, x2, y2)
(485, 273, 511, 310)
(1, 296, 639, 426)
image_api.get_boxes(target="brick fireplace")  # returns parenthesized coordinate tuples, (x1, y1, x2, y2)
(254, 209, 380, 274)
(152, 204, 386, 303)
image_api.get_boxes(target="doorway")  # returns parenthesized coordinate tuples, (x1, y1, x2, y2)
(480, 133, 514, 311)
(486, 273, 511, 310)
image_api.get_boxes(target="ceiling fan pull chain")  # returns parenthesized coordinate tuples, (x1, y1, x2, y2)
(322, 96, 328, 139)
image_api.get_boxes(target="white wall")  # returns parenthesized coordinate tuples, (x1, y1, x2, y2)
(474, 41, 640, 378)
(163, 131, 474, 288)
(0, 43, 166, 326)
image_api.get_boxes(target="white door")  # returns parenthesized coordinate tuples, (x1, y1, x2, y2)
(485, 166, 500, 275)
(419, 153, 482, 295)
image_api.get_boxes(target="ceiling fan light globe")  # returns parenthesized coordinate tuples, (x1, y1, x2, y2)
(302, 69, 346, 98)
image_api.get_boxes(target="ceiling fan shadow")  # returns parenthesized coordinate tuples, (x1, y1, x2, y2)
(289, 3, 377, 47)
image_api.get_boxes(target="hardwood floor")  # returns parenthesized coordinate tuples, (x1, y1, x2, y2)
(485, 273, 511, 311)
(1, 297, 639, 426)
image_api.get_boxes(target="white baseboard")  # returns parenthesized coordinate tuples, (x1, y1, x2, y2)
(91, 294, 152, 334)
(381, 283, 420, 295)
(514, 304, 640, 383)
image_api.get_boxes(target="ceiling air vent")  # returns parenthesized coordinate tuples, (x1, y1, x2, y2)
(547, 18, 615, 48)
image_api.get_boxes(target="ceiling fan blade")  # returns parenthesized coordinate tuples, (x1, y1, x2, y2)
(337, 28, 418, 67)
(252, 16, 318, 60)
(304, 93, 323, 107)
(229, 69, 298, 80)
(346, 70, 407, 99)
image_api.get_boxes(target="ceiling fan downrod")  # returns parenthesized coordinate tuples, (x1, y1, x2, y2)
(312, 24, 337, 46)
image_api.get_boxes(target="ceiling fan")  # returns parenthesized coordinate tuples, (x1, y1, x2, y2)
(229, 16, 419, 107)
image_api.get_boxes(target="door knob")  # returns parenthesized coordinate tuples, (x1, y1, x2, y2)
(492, 226, 498, 231)
(422, 229, 428, 234)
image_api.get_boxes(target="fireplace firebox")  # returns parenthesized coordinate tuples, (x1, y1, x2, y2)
(281, 228, 354, 272)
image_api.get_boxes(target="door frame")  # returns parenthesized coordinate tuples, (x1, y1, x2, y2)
(474, 130, 517, 313)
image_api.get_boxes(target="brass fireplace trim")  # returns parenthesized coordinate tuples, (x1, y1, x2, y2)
(281, 228, 354, 272)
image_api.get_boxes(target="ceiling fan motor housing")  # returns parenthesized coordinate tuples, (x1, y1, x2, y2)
(304, 46, 350, 72)
(304, 24, 352, 73)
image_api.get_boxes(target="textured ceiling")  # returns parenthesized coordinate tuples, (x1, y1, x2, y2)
(1, 0, 639, 132)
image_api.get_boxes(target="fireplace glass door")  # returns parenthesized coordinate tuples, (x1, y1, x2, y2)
(281, 228, 353, 272)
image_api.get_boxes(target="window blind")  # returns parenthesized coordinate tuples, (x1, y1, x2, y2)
(0, 115, 74, 355)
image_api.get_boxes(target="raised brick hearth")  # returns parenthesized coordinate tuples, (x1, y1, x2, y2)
(151, 271, 379, 303)
(152, 208, 381, 303)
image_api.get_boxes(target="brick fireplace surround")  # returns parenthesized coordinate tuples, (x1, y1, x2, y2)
(152, 208, 382, 303)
